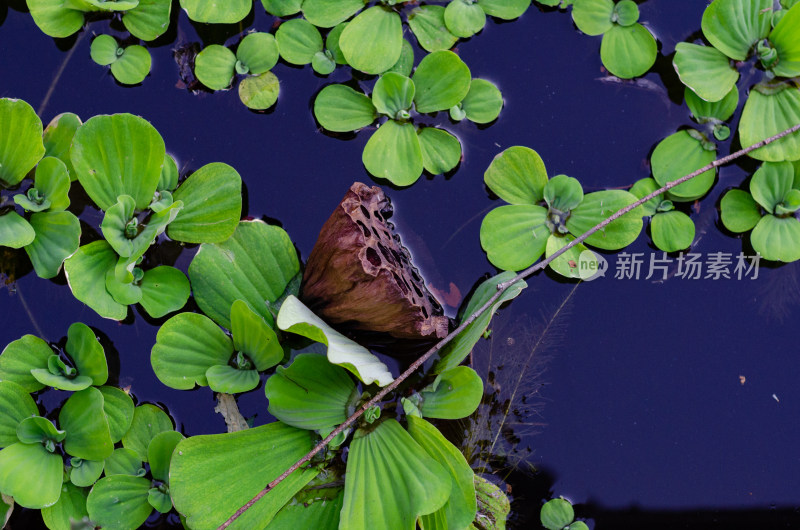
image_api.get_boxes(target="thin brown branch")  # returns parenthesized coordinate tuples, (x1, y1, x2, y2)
(219, 121, 800, 529)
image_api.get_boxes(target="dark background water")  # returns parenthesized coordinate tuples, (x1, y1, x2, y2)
(2, 1, 800, 528)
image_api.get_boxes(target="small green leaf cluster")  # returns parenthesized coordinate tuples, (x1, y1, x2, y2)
(721, 161, 800, 262)
(540, 498, 589, 530)
(629, 87, 740, 253)
(195, 32, 281, 110)
(673, 0, 800, 162)
(442, 0, 532, 39)
(480, 146, 643, 276)
(60, 113, 242, 320)
(90, 34, 151, 86)
(259, 1, 530, 69)
(28, 0, 171, 41)
(0, 323, 108, 393)
(0, 99, 81, 279)
(0, 325, 183, 528)
(571, 0, 657, 78)
(314, 50, 503, 186)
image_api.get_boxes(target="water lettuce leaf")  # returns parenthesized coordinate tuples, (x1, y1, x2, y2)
(170, 422, 318, 530)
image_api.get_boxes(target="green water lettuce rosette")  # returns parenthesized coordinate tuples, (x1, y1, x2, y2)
(62, 112, 242, 320)
(0, 99, 81, 278)
(720, 161, 800, 262)
(314, 50, 502, 186)
(151, 300, 284, 394)
(672, 1, 800, 161)
(571, 0, 657, 78)
(480, 146, 643, 277)
(90, 35, 151, 85)
(194, 32, 281, 110)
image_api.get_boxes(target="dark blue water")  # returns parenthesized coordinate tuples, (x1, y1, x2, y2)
(2, 1, 799, 528)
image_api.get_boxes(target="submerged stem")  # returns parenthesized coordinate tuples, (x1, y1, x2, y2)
(218, 121, 800, 529)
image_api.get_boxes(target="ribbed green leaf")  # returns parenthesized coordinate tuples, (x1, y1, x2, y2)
(43, 112, 82, 181)
(179, 0, 251, 23)
(188, 220, 301, 329)
(276, 18, 323, 65)
(195, 44, 236, 90)
(701, 0, 772, 61)
(340, 7, 403, 74)
(408, 416, 476, 530)
(0, 443, 62, 509)
(265, 353, 356, 431)
(123, 0, 172, 41)
(651, 130, 716, 201)
(434, 271, 526, 374)
(98, 386, 135, 443)
(673, 43, 738, 103)
(480, 204, 550, 271)
(59, 388, 114, 461)
(340, 419, 451, 530)
(720, 189, 761, 233)
(64, 241, 128, 320)
(168, 162, 242, 243)
(567, 190, 643, 250)
(739, 83, 800, 162)
(412, 50, 471, 113)
(170, 422, 318, 530)
(151, 312, 233, 390)
(314, 84, 376, 132)
(0, 381, 40, 447)
(600, 23, 657, 79)
(0, 335, 52, 393)
(363, 120, 423, 186)
(420, 366, 483, 419)
(408, 6, 458, 53)
(86, 475, 152, 530)
(0, 98, 44, 187)
(71, 113, 165, 211)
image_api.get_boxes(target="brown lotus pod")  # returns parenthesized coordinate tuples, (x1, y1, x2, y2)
(299, 182, 450, 340)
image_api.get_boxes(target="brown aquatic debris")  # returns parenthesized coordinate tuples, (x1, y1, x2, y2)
(299, 182, 450, 340)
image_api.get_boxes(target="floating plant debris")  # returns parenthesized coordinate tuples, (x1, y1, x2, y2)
(300, 182, 450, 340)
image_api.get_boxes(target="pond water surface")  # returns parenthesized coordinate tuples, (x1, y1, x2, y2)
(2, 1, 800, 528)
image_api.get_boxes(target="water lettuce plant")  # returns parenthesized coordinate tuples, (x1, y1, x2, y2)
(151, 300, 283, 394)
(90, 34, 152, 86)
(479, 146, 643, 276)
(194, 32, 281, 110)
(0, 99, 81, 278)
(0, 322, 107, 392)
(314, 50, 503, 185)
(630, 178, 695, 252)
(275, 18, 337, 75)
(0, 384, 115, 509)
(86, 405, 182, 529)
(540, 497, 589, 530)
(720, 161, 800, 262)
(62, 112, 242, 319)
(673, 0, 800, 161)
(571, 0, 657, 78)
(442, 0, 531, 39)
